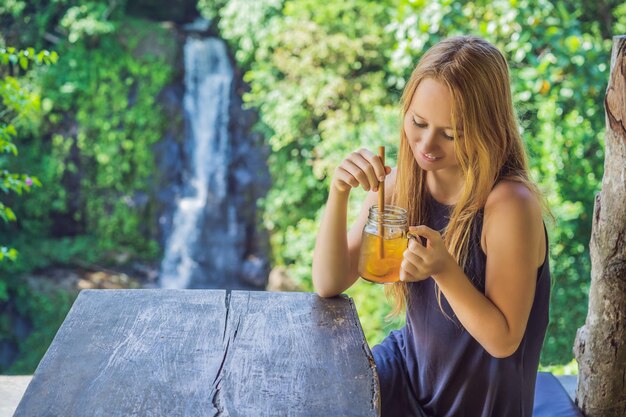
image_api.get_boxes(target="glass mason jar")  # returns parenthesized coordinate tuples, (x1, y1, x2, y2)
(357, 205, 410, 284)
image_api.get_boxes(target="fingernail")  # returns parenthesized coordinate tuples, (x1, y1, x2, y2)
(373, 186, 378, 192)
(379, 175, 385, 181)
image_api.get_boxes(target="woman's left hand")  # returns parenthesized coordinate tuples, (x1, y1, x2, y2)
(400, 225, 456, 282)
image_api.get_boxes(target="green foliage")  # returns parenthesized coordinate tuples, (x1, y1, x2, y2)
(0, 46, 56, 259)
(60, 3, 117, 43)
(615, 3, 626, 35)
(0, 0, 128, 49)
(2, 16, 176, 270)
(539, 358, 578, 376)
(346, 281, 406, 346)
(1, 277, 76, 374)
(216, 0, 397, 265)
(40, 23, 172, 257)
(0, 44, 75, 375)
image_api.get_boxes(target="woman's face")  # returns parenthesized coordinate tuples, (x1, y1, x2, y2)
(403, 77, 461, 173)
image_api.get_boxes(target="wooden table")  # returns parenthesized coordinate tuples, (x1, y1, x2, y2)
(14, 289, 379, 416)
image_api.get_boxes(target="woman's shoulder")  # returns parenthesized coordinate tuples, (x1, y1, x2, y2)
(482, 181, 547, 267)
(484, 180, 542, 214)
(482, 180, 544, 247)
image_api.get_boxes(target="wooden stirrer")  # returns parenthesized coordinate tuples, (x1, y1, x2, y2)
(378, 146, 385, 259)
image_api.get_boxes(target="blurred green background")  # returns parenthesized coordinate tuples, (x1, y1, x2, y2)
(1, 0, 624, 374)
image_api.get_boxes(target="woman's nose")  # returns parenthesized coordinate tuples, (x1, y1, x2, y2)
(420, 129, 438, 153)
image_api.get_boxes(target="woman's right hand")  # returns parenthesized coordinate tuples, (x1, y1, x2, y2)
(332, 148, 391, 194)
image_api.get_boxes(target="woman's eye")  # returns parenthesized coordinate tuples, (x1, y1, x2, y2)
(412, 119, 427, 128)
(443, 132, 454, 141)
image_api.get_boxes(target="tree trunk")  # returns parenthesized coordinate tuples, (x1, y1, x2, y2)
(574, 35, 626, 417)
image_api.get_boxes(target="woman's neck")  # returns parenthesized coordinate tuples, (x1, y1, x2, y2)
(426, 169, 464, 205)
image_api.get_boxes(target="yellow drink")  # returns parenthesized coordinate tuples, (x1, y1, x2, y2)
(358, 232, 408, 284)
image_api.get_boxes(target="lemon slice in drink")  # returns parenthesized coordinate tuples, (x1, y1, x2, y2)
(367, 258, 391, 277)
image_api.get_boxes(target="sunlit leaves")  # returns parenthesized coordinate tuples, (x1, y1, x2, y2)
(0, 46, 53, 261)
(0, 47, 59, 69)
(36, 21, 175, 256)
(60, 3, 117, 44)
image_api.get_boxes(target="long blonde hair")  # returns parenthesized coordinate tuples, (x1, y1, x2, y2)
(385, 36, 541, 317)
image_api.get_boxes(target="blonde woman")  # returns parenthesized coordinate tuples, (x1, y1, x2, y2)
(312, 36, 550, 417)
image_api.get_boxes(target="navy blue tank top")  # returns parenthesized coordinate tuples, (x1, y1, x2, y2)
(401, 194, 551, 417)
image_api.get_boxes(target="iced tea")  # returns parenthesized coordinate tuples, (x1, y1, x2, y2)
(358, 231, 408, 284)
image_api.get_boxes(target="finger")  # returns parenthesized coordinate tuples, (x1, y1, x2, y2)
(400, 259, 422, 282)
(344, 158, 372, 191)
(400, 260, 416, 281)
(408, 228, 428, 247)
(350, 152, 380, 191)
(334, 167, 359, 189)
(358, 148, 387, 182)
(411, 225, 440, 246)
(404, 246, 424, 264)
(402, 249, 425, 278)
(408, 239, 427, 257)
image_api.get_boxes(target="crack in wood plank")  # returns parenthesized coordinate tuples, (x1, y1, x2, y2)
(347, 296, 380, 414)
(211, 292, 246, 417)
(222, 290, 231, 343)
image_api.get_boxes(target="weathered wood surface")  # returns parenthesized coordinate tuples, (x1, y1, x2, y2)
(14, 289, 379, 417)
(574, 35, 626, 417)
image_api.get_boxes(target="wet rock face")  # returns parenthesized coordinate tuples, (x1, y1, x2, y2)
(156, 35, 270, 290)
(0, 341, 18, 371)
(0, 299, 33, 371)
(126, 0, 199, 24)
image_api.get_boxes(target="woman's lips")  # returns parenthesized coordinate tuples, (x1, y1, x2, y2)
(420, 152, 442, 162)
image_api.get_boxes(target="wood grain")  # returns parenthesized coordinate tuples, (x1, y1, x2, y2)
(14, 289, 379, 417)
(574, 35, 626, 417)
(215, 291, 378, 417)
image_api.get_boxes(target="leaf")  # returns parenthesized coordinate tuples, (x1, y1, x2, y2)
(0, 205, 17, 222)
(19, 55, 29, 70)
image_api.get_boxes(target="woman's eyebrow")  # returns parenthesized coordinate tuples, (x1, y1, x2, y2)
(412, 111, 462, 132)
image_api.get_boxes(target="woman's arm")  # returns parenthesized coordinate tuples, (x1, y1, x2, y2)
(312, 184, 358, 297)
(403, 181, 545, 358)
(312, 150, 394, 297)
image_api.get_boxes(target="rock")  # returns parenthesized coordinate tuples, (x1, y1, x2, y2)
(10, 314, 32, 341)
(77, 279, 96, 290)
(125, 0, 198, 25)
(101, 282, 124, 290)
(239, 255, 269, 287)
(0, 341, 18, 372)
(266, 267, 302, 292)
(156, 36, 270, 290)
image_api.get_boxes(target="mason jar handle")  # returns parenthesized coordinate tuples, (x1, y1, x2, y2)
(407, 229, 427, 247)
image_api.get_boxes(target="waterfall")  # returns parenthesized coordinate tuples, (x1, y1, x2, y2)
(159, 37, 235, 289)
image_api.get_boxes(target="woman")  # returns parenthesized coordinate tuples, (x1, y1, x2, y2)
(312, 36, 550, 417)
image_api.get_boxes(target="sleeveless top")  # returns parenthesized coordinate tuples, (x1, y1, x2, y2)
(401, 194, 551, 417)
